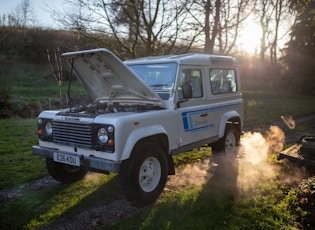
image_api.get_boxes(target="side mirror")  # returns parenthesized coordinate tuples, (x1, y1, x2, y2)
(182, 82, 192, 99)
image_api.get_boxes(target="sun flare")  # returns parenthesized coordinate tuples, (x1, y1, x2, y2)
(238, 17, 262, 54)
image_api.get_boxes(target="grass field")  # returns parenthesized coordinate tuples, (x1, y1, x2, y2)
(0, 90, 314, 229)
(0, 119, 46, 189)
(1, 60, 315, 229)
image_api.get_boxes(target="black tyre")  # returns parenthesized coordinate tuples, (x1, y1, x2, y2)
(46, 158, 88, 183)
(300, 135, 315, 159)
(215, 124, 239, 158)
(119, 142, 168, 205)
(301, 135, 315, 150)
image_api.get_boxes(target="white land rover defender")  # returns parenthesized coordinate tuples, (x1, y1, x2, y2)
(33, 48, 243, 204)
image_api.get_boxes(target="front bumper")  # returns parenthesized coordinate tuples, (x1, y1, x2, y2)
(32, 145, 120, 173)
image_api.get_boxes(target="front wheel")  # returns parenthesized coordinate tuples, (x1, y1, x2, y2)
(119, 142, 168, 205)
(46, 158, 88, 183)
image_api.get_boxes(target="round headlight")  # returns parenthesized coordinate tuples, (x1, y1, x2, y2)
(98, 128, 108, 144)
(45, 122, 53, 136)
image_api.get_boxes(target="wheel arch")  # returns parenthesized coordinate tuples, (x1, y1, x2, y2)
(121, 128, 175, 175)
(218, 111, 242, 138)
(120, 125, 169, 160)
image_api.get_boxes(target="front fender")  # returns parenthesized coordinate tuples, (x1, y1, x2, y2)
(120, 125, 168, 161)
(218, 111, 241, 138)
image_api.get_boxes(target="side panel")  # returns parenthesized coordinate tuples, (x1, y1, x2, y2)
(110, 110, 180, 161)
(178, 100, 242, 146)
(119, 125, 167, 161)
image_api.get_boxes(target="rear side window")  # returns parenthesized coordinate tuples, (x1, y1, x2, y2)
(209, 69, 237, 95)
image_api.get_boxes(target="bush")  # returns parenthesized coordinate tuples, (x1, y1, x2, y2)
(294, 176, 315, 229)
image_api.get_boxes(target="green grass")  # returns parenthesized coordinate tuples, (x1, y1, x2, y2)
(243, 90, 315, 129)
(3, 61, 87, 106)
(1, 173, 121, 229)
(103, 175, 298, 229)
(0, 119, 46, 189)
(173, 146, 211, 168)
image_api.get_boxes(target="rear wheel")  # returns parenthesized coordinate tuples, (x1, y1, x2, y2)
(46, 158, 88, 183)
(214, 125, 239, 158)
(120, 142, 168, 205)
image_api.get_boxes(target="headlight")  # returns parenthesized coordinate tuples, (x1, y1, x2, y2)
(97, 128, 108, 144)
(38, 118, 53, 142)
(45, 122, 53, 136)
(94, 124, 115, 152)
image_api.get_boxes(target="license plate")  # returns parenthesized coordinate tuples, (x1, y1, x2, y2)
(53, 152, 80, 166)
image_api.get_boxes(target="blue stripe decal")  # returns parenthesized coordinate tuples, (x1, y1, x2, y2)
(182, 103, 240, 132)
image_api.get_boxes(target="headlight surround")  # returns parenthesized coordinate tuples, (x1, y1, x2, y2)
(38, 118, 53, 142)
(94, 124, 115, 152)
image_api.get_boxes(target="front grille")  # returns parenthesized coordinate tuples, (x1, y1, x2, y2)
(53, 120, 93, 149)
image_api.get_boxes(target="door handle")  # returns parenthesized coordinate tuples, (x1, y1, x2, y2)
(200, 113, 208, 117)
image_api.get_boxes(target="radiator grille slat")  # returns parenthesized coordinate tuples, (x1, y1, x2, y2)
(53, 121, 92, 149)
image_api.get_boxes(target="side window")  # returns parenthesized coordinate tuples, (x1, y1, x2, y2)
(209, 69, 237, 95)
(178, 68, 203, 99)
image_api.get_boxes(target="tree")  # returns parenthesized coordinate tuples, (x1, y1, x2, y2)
(52, 0, 201, 58)
(12, 0, 37, 28)
(188, 0, 253, 55)
(252, 0, 293, 89)
(256, 0, 273, 62)
(282, 0, 315, 94)
(269, 0, 290, 88)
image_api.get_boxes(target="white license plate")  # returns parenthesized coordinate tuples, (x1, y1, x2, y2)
(53, 152, 80, 166)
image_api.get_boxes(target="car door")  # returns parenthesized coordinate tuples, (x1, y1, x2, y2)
(177, 66, 216, 147)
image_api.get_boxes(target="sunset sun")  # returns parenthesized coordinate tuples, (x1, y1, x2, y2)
(238, 18, 262, 54)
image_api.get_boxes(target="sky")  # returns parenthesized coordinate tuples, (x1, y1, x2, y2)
(0, 0, 64, 28)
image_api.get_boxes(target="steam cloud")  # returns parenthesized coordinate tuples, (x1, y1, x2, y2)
(239, 125, 285, 165)
(165, 116, 306, 195)
(237, 126, 286, 191)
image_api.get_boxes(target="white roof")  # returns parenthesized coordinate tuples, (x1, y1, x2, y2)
(125, 53, 239, 67)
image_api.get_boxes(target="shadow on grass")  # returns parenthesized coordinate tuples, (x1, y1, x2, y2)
(107, 153, 239, 230)
(0, 173, 122, 229)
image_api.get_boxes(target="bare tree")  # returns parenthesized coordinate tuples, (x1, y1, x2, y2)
(254, 0, 293, 88)
(204, 0, 221, 54)
(12, 0, 37, 28)
(256, 0, 274, 62)
(218, 0, 255, 55)
(52, 0, 201, 58)
(47, 48, 64, 108)
(269, 0, 291, 88)
(188, 0, 254, 55)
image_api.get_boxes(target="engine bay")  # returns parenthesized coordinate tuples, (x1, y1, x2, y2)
(57, 101, 164, 117)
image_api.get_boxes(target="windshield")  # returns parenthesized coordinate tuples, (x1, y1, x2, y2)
(127, 63, 177, 100)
